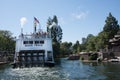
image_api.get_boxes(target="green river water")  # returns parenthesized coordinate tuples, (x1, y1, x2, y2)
(0, 58, 120, 80)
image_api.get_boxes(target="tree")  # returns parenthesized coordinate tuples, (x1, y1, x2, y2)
(103, 13, 119, 41)
(81, 37, 87, 44)
(94, 13, 120, 51)
(86, 35, 96, 51)
(73, 40, 80, 54)
(95, 32, 108, 50)
(81, 38, 87, 51)
(46, 15, 63, 58)
(52, 15, 58, 24)
(0, 30, 15, 62)
(0, 30, 15, 52)
(47, 15, 62, 43)
(81, 34, 96, 52)
(60, 42, 72, 56)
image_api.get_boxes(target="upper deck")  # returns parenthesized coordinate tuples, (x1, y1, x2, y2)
(19, 31, 51, 39)
(15, 31, 52, 52)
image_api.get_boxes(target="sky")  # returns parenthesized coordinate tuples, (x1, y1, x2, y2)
(0, 0, 120, 43)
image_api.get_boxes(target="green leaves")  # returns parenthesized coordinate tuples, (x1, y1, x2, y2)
(46, 15, 63, 58)
(0, 30, 15, 52)
(47, 15, 63, 43)
(80, 13, 120, 52)
(103, 12, 119, 39)
(60, 42, 72, 56)
(52, 15, 58, 24)
(47, 13, 120, 58)
(73, 40, 80, 54)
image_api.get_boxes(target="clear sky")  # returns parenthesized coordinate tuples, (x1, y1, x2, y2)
(0, 0, 120, 43)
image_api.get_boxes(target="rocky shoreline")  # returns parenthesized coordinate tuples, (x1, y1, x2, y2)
(67, 54, 80, 60)
(67, 53, 120, 63)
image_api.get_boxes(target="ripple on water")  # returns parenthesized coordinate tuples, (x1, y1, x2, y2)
(0, 66, 69, 80)
(1, 59, 120, 80)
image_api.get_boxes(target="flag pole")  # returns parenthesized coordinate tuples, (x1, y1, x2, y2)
(34, 20, 37, 34)
(34, 17, 40, 33)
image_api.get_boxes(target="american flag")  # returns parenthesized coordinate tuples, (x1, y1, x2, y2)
(34, 17, 39, 23)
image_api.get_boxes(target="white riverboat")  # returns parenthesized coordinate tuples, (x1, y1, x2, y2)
(13, 18, 54, 68)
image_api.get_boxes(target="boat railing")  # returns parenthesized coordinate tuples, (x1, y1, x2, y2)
(19, 32, 51, 39)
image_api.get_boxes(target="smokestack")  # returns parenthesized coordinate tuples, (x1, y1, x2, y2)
(20, 17, 27, 33)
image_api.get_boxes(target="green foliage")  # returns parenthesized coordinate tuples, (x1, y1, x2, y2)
(95, 32, 108, 50)
(80, 13, 120, 52)
(109, 52, 115, 58)
(86, 34, 96, 51)
(73, 40, 80, 54)
(47, 15, 63, 43)
(94, 13, 119, 51)
(52, 15, 58, 24)
(60, 42, 72, 57)
(53, 42, 60, 58)
(47, 13, 120, 58)
(81, 37, 86, 44)
(89, 53, 98, 60)
(80, 56, 84, 60)
(0, 30, 15, 52)
(80, 34, 97, 52)
(46, 15, 63, 58)
(103, 13, 119, 41)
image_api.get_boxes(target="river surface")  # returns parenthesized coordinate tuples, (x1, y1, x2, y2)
(0, 58, 120, 80)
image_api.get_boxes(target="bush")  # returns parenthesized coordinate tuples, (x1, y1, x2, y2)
(80, 56, 84, 60)
(89, 53, 98, 60)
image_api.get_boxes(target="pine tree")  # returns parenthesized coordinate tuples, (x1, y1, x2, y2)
(96, 13, 120, 49)
(46, 15, 63, 58)
(47, 15, 62, 43)
(103, 12, 120, 39)
(52, 15, 58, 24)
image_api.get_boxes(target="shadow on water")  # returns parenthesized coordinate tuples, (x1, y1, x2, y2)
(82, 62, 120, 80)
(83, 62, 104, 66)
(54, 58, 61, 65)
(0, 64, 10, 70)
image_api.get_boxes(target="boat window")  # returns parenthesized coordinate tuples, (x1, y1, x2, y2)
(35, 41, 39, 44)
(27, 57, 31, 61)
(23, 41, 28, 44)
(21, 53, 25, 56)
(39, 57, 43, 61)
(27, 53, 31, 56)
(40, 41, 44, 44)
(21, 57, 25, 61)
(33, 57, 37, 61)
(33, 53, 37, 56)
(29, 41, 33, 44)
(38, 53, 43, 55)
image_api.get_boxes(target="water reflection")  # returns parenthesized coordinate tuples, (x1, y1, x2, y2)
(0, 59, 120, 80)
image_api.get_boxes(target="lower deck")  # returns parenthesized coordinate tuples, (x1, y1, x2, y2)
(13, 50, 54, 68)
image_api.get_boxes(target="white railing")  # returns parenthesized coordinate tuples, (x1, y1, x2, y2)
(19, 33, 51, 39)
